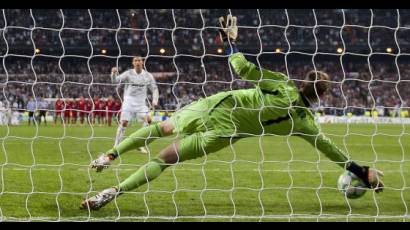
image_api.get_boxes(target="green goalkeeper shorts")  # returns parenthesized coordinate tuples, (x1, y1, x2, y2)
(177, 131, 239, 162)
(169, 98, 213, 135)
(169, 97, 239, 161)
(169, 95, 237, 136)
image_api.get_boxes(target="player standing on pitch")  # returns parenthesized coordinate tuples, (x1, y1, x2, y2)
(105, 96, 115, 127)
(63, 98, 72, 125)
(26, 96, 36, 126)
(81, 15, 384, 210)
(37, 96, 49, 126)
(54, 96, 64, 126)
(110, 56, 159, 154)
(70, 98, 78, 125)
(92, 96, 101, 126)
(78, 96, 87, 126)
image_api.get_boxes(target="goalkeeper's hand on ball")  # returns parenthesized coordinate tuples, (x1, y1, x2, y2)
(367, 167, 384, 193)
(360, 167, 384, 193)
(218, 15, 238, 43)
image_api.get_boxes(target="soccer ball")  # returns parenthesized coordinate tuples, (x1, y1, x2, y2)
(337, 171, 367, 199)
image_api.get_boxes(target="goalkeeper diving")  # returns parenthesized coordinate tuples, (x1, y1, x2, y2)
(81, 15, 384, 210)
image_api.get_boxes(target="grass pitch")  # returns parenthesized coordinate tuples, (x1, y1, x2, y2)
(0, 122, 409, 222)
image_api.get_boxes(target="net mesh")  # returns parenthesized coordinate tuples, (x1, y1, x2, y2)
(0, 9, 409, 222)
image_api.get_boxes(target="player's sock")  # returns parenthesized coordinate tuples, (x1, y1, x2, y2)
(117, 158, 168, 192)
(109, 123, 163, 157)
(114, 126, 126, 147)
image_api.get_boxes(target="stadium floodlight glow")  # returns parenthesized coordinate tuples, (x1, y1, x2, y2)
(159, 48, 166, 54)
(275, 48, 281, 53)
(217, 48, 223, 54)
(101, 49, 107, 54)
(386, 47, 393, 53)
(337, 47, 343, 53)
(35, 48, 40, 54)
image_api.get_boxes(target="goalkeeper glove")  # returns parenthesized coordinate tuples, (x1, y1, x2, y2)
(366, 167, 384, 193)
(218, 15, 239, 55)
(347, 163, 384, 193)
(219, 14, 238, 42)
(218, 15, 238, 43)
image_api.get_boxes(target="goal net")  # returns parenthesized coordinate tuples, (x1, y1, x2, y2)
(0, 9, 409, 222)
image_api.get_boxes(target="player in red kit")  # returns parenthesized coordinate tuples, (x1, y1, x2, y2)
(114, 99, 122, 126)
(54, 97, 64, 126)
(86, 98, 93, 125)
(64, 98, 72, 125)
(70, 99, 78, 125)
(92, 96, 101, 126)
(106, 96, 115, 127)
(99, 99, 106, 126)
(78, 96, 87, 126)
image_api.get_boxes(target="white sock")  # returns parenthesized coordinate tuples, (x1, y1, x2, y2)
(114, 126, 126, 147)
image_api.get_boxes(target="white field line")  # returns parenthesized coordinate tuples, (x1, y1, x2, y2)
(3, 167, 410, 173)
(1, 214, 410, 222)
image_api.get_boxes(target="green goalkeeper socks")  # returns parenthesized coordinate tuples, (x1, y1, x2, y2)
(108, 123, 164, 157)
(108, 124, 167, 192)
(117, 158, 168, 192)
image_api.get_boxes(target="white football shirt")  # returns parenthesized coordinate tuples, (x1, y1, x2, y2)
(112, 69, 159, 109)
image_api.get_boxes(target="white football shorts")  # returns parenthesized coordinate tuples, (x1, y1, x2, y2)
(120, 105, 149, 122)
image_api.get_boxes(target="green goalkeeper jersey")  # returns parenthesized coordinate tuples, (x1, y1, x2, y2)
(189, 52, 349, 165)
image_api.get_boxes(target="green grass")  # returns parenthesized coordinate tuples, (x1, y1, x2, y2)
(0, 122, 409, 222)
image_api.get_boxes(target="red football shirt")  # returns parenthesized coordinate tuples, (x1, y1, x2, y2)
(55, 99, 64, 111)
(78, 99, 86, 111)
(106, 100, 115, 112)
(93, 99, 100, 110)
(114, 100, 122, 111)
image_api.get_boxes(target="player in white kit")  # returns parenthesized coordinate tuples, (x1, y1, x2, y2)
(111, 56, 159, 154)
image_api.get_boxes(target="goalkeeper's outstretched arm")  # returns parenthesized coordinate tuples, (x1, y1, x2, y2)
(298, 124, 384, 193)
(218, 15, 289, 89)
(219, 14, 384, 193)
(229, 53, 288, 83)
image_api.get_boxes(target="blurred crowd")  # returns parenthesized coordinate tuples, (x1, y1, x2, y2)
(1, 9, 410, 55)
(0, 9, 409, 117)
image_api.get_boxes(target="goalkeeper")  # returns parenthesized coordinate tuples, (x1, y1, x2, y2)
(81, 15, 384, 210)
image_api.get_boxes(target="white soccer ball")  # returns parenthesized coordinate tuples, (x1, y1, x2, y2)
(337, 171, 367, 199)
